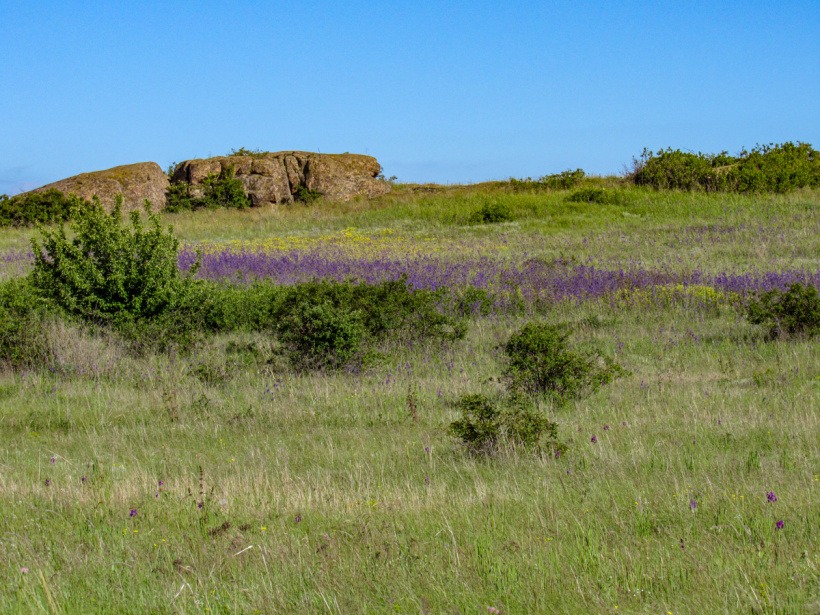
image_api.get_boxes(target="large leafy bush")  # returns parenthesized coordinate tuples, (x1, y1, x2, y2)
(30, 196, 200, 327)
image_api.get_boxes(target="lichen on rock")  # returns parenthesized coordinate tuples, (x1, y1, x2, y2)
(22, 162, 169, 212)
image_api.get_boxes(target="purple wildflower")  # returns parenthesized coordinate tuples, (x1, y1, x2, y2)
(767, 492, 777, 503)
(776, 520, 784, 530)
(690, 500, 697, 511)
(425, 477, 430, 484)
(50, 458, 55, 464)
(44, 479, 50, 487)
(129, 509, 137, 517)
(295, 515, 302, 523)
(591, 436, 597, 443)
(603, 425, 610, 431)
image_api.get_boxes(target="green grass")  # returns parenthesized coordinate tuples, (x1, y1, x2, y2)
(2, 182, 820, 613)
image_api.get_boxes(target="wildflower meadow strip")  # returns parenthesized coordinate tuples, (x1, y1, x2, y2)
(179, 243, 820, 310)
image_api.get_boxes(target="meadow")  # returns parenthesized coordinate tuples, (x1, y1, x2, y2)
(2, 179, 820, 614)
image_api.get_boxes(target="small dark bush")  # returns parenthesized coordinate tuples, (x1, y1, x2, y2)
(269, 278, 463, 370)
(566, 188, 621, 205)
(164, 165, 252, 212)
(540, 169, 586, 190)
(200, 166, 251, 209)
(0, 189, 91, 227)
(0, 278, 50, 367)
(747, 282, 820, 339)
(631, 142, 820, 193)
(510, 169, 586, 191)
(293, 185, 323, 203)
(469, 200, 514, 224)
(504, 322, 625, 402)
(272, 277, 463, 344)
(228, 147, 268, 158)
(30, 196, 201, 328)
(277, 300, 365, 370)
(448, 393, 566, 455)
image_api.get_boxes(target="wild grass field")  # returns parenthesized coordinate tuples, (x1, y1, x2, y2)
(2, 179, 820, 614)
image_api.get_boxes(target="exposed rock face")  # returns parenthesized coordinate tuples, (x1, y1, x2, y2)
(171, 152, 390, 206)
(26, 162, 169, 211)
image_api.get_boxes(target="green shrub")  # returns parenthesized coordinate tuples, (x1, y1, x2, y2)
(200, 165, 251, 209)
(165, 165, 251, 212)
(0, 189, 91, 227)
(228, 147, 268, 158)
(469, 199, 514, 224)
(0, 278, 50, 367)
(730, 142, 820, 192)
(504, 322, 625, 402)
(293, 185, 323, 203)
(272, 278, 463, 345)
(747, 283, 820, 339)
(632, 142, 820, 193)
(269, 278, 464, 371)
(276, 300, 365, 370)
(566, 188, 621, 205)
(510, 169, 586, 191)
(540, 168, 586, 190)
(30, 196, 200, 328)
(164, 182, 196, 212)
(448, 393, 566, 455)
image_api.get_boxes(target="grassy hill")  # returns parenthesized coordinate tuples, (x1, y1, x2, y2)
(1, 178, 820, 613)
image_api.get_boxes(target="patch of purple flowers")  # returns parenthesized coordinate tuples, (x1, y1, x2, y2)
(173, 243, 820, 315)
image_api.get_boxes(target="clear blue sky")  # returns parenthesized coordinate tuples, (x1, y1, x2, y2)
(1, 0, 818, 192)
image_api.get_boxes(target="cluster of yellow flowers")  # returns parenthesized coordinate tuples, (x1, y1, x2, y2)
(188, 227, 514, 261)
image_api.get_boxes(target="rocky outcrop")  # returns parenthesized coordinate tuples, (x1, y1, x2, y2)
(171, 152, 390, 206)
(25, 162, 169, 211)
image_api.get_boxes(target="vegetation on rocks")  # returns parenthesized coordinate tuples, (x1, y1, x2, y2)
(165, 165, 251, 212)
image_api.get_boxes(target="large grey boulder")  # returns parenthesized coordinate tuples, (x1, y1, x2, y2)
(171, 151, 390, 206)
(24, 162, 169, 211)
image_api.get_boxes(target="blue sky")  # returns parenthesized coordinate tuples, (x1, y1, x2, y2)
(1, 0, 818, 192)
